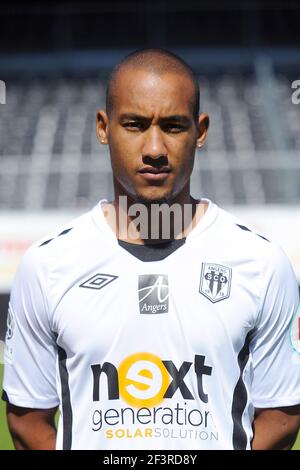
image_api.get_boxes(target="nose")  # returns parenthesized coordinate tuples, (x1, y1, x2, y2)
(141, 125, 167, 160)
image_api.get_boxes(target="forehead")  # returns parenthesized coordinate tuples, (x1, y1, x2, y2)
(111, 68, 195, 117)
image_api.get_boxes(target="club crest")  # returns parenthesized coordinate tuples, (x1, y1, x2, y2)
(199, 263, 232, 303)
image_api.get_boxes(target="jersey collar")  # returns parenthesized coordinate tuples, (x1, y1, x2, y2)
(92, 197, 219, 244)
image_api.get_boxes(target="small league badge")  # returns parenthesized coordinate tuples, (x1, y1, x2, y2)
(199, 263, 232, 303)
(290, 304, 300, 355)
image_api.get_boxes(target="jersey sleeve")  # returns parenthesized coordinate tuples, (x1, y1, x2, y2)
(2, 245, 59, 409)
(250, 244, 300, 408)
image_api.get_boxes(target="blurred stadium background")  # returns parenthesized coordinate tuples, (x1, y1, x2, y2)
(0, 0, 299, 450)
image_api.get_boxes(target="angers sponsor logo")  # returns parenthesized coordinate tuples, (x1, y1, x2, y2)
(199, 263, 232, 303)
(138, 274, 169, 314)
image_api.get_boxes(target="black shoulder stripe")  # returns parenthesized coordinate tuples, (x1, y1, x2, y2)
(39, 238, 54, 247)
(39, 227, 73, 247)
(58, 228, 73, 237)
(236, 224, 269, 243)
(236, 224, 251, 232)
(257, 234, 270, 242)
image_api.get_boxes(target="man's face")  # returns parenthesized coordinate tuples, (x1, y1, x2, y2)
(97, 68, 208, 204)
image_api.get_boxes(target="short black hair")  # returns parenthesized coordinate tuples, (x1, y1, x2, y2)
(106, 48, 200, 121)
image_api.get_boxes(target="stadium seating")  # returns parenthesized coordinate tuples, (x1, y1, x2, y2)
(0, 71, 299, 209)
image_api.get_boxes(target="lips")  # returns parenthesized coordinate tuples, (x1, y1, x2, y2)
(138, 166, 171, 174)
(138, 166, 171, 182)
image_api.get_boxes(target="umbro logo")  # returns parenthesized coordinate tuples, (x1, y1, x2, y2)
(79, 273, 118, 290)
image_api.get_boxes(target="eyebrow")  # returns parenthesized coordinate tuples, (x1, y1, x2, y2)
(119, 113, 191, 123)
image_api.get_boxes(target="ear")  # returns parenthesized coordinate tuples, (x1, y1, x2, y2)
(96, 110, 109, 144)
(196, 113, 209, 149)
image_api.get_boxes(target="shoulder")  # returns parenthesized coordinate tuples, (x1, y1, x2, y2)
(37, 208, 94, 249)
(216, 205, 298, 286)
(217, 205, 273, 255)
(217, 206, 270, 245)
(18, 207, 97, 277)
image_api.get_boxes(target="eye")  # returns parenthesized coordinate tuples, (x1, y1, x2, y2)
(123, 121, 144, 131)
(163, 123, 186, 133)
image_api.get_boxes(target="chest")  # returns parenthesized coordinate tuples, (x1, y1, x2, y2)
(51, 246, 260, 361)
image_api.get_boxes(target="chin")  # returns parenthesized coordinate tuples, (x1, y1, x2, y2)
(133, 189, 174, 206)
(135, 196, 168, 206)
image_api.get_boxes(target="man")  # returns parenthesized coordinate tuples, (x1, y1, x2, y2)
(2, 49, 300, 450)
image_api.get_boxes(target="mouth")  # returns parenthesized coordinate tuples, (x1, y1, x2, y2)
(138, 166, 171, 182)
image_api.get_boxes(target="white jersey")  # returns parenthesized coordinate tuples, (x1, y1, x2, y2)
(3, 199, 300, 450)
